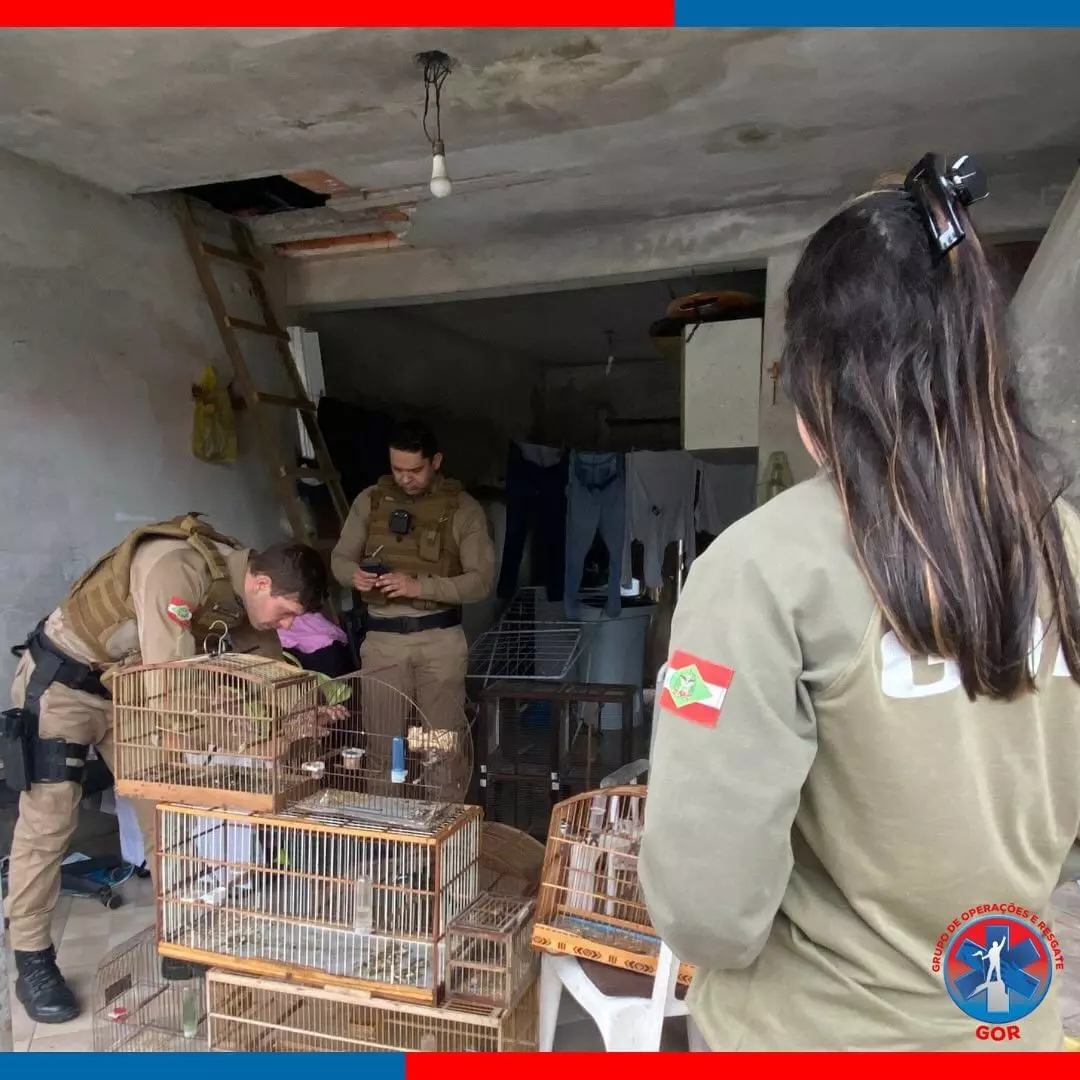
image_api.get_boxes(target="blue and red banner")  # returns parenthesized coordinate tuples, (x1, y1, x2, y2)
(1, 5, 1079, 25)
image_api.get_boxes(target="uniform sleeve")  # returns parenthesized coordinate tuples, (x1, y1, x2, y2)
(331, 490, 372, 589)
(417, 498, 495, 606)
(1061, 841, 1080, 886)
(131, 554, 209, 664)
(639, 547, 817, 971)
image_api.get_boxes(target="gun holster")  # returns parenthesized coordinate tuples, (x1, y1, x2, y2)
(0, 706, 35, 792)
(0, 622, 104, 793)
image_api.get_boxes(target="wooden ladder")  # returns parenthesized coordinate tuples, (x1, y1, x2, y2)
(176, 196, 349, 550)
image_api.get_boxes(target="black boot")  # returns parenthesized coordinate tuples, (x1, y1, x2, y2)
(14, 947, 80, 1024)
(161, 956, 206, 982)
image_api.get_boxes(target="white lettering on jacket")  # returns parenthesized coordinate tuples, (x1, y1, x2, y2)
(880, 618, 1068, 699)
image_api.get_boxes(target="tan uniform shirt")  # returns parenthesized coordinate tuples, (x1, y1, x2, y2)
(640, 473, 1080, 1051)
(43, 541, 276, 666)
(331, 484, 495, 618)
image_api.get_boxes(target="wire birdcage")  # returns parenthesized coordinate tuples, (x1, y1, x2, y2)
(531, 786, 692, 988)
(156, 800, 482, 1004)
(92, 926, 207, 1052)
(281, 667, 474, 829)
(206, 968, 538, 1052)
(111, 653, 320, 813)
(446, 892, 537, 1008)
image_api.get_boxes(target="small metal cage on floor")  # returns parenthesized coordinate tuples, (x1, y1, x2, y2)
(207, 969, 539, 1052)
(446, 892, 537, 1008)
(531, 785, 693, 988)
(92, 926, 207, 1052)
(156, 799, 482, 1004)
(112, 653, 319, 813)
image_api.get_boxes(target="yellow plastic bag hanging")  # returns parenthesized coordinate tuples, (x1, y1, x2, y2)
(191, 363, 238, 464)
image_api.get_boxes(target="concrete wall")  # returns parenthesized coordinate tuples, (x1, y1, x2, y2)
(758, 249, 817, 496)
(307, 306, 538, 487)
(0, 148, 285, 685)
(538, 358, 680, 451)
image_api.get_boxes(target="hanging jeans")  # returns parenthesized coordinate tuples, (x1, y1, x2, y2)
(497, 443, 568, 602)
(564, 451, 625, 619)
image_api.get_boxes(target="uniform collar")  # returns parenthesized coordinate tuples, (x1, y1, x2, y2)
(226, 547, 250, 600)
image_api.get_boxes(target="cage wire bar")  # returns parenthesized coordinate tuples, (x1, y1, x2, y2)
(446, 892, 537, 1008)
(207, 968, 539, 1052)
(287, 668, 474, 824)
(531, 786, 693, 988)
(156, 801, 482, 1004)
(112, 654, 319, 813)
(93, 927, 207, 1052)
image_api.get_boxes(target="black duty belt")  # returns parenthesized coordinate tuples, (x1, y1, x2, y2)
(13, 622, 111, 712)
(365, 609, 462, 635)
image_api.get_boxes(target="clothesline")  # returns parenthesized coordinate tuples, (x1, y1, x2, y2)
(496, 442, 757, 621)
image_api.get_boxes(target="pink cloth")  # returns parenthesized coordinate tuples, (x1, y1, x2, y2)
(277, 611, 348, 653)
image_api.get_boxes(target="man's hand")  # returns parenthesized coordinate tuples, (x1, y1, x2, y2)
(352, 567, 380, 592)
(377, 572, 422, 600)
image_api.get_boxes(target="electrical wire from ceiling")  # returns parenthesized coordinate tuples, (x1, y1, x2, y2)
(416, 50, 452, 149)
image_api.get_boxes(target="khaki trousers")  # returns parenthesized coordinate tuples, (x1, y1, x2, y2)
(358, 625, 468, 793)
(3, 651, 157, 953)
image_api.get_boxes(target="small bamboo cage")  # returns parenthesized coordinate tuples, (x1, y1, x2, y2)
(156, 799, 482, 1004)
(285, 668, 474, 828)
(207, 968, 538, 1052)
(446, 892, 537, 1008)
(112, 653, 319, 813)
(92, 926, 207, 1052)
(531, 786, 693, 987)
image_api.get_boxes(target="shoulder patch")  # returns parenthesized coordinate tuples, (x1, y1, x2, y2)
(659, 649, 734, 729)
(167, 597, 193, 628)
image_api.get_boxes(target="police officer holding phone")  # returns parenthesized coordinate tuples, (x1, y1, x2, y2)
(331, 421, 494, 749)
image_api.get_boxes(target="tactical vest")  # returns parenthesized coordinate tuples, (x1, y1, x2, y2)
(361, 475, 463, 612)
(61, 514, 246, 664)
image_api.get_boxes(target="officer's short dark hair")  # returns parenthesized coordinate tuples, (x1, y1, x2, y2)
(389, 420, 439, 461)
(249, 542, 327, 612)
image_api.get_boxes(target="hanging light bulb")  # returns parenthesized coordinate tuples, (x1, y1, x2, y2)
(416, 51, 454, 200)
(430, 138, 452, 198)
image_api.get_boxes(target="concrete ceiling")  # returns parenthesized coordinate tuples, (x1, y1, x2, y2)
(1, 28, 1078, 258)
(384, 268, 766, 367)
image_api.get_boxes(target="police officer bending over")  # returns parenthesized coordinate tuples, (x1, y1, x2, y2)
(0, 515, 327, 1023)
(331, 421, 494, 751)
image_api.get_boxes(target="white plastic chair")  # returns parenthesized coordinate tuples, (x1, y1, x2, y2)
(538, 942, 689, 1052)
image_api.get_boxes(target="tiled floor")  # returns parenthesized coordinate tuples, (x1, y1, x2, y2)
(5, 879, 1080, 1051)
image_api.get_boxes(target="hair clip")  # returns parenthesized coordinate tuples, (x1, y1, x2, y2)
(903, 153, 989, 257)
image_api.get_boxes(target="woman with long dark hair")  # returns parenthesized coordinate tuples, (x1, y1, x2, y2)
(640, 154, 1080, 1051)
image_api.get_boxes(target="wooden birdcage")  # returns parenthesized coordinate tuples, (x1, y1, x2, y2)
(156, 799, 482, 1004)
(446, 892, 537, 1008)
(112, 653, 320, 813)
(207, 968, 538, 1052)
(92, 926, 207, 1052)
(531, 786, 693, 988)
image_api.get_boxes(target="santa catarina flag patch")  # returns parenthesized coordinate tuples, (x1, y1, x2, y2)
(659, 650, 734, 728)
(167, 597, 193, 628)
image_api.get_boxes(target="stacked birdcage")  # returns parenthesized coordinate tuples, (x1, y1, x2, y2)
(531, 785, 694, 989)
(446, 892, 538, 1008)
(111, 653, 321, 813)
(206, 968, 538, 1052)
(96, 656, 543, 1049)
(155, 797, 481, 1004)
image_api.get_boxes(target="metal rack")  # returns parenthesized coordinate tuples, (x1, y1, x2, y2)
(477, 681, 639, 839)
